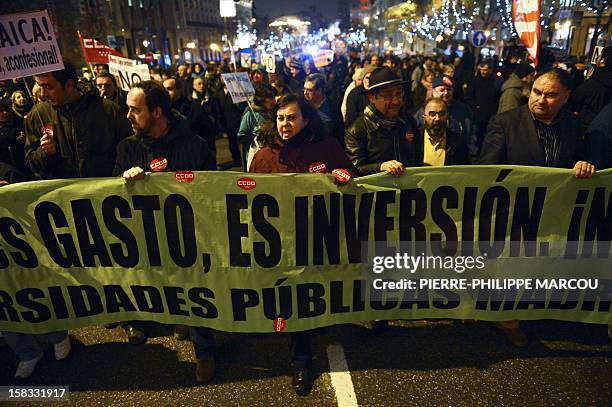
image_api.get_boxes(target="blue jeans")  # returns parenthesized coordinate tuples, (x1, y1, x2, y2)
(190, 327, 215, 359)
(2, 331, 68, 361)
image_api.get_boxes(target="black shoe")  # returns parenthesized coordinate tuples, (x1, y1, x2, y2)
(104, 323, 119, 329)
(291, 362, 313, 396)
(125, 326, 147, 345)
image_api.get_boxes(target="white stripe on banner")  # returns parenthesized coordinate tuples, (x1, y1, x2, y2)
(514, 21, 537, 32)
(515, 0, 539, 13)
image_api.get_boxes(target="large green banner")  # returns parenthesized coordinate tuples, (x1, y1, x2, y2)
(0, 166, 610, 334)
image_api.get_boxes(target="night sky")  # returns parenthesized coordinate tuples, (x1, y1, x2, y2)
(255, 0, 338, 20)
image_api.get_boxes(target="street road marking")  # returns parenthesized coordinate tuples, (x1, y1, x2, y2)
(326, 343, 358, 407)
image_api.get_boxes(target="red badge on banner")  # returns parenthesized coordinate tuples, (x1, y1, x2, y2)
(308, 162, 327, 173)
(237, 177, 256, 190)
(149, 157, 168, 172)
(332, 168, 352, 183)
(273, 317, 286, 332)
(405, 131, 415, 142)
(77, 31, 127, 64)
(175, 171, 195, 182)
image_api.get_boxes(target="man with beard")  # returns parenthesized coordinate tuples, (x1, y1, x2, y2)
(113, 80, 217, 383)
(413, 98, 469, 166)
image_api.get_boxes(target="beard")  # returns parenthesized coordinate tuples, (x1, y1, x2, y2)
(425, 122, 445, 138)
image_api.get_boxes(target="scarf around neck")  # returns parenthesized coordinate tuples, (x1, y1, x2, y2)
(364, 104, 404, 130)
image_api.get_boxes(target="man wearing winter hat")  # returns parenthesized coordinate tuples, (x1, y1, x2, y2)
(498, 62, 536, 113)
(345, 66, 418, 176)
(288, 58, 306, 94)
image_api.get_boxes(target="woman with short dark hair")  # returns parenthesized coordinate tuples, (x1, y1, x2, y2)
(249, 94, 356, 396)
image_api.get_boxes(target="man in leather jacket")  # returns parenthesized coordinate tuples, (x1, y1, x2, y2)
(345, 67, 418, 176)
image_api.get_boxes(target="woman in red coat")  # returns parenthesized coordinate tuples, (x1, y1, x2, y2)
(250, 94, 355, 396)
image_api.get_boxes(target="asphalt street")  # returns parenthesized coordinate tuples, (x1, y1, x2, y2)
(1, 139, 610, 406)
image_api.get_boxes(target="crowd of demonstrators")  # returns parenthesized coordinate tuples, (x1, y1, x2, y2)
(1, 42, 611, 393)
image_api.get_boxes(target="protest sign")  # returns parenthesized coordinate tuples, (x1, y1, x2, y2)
(591, 46, 603, 66)
(0, 167, 610, 334)
(221, 72, 255, 103)
(261, 53, 275, 73)
(77, 31, 126, 65)
(314, 50, 334, 68)
(113, 63, 151, 91)
(240, 51, 251, 68)
(108, 54, 136, 75)
(0, 10, 64, 80)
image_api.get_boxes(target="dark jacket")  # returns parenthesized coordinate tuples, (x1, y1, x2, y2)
(217, 90, 246, 133)
(249, 128, 356, 175)
(113, 114, 215, 176)
(479, 104, 583, 167)
(585, 101, 612, 170)
(23, 92, 131, 179)
(172, 96, 192, 118)
(0, 113, 30, 182)
(345, 85, 370, 127)
(498, 73, 527, 113)
(569, 67, 612, 134)
(413, 127, 470, 166)
(465, 74, 500, 123)
(345, 106, 417, 176)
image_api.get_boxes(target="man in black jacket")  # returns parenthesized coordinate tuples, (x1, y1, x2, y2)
(114, 81, 216, 384)
(465, 61, 499, 154)
(345, 67, 418, 177)
(24, 61, 131, 179)
(480, 68, 596, 347)
(414, 98, 469, 166)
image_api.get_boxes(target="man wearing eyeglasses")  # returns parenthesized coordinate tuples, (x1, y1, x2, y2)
(413, 97, 469, 166)
(345, 66, 418, 176)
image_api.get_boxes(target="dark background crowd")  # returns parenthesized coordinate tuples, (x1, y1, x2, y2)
(0, 42, 611, 394)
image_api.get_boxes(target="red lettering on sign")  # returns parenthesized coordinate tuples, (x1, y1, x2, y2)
(237, 177, 257, 190)
(332, 168, 352, 183)
(273, 317, 286, 332)
(175, 171, 195, 182)
(149, 157, 168, 172)
(308, 162, 327, 173)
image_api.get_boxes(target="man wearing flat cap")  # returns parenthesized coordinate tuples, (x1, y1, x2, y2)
(345, 66, 418, 176)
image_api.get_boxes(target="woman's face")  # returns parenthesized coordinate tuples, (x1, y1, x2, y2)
(252, 71, 263, 83)
(13, 92, 26, 107)
(276, 101, 308, 140)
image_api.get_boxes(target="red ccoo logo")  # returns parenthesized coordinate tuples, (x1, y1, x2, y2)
(237, 177, 256, 190)
(150, 157, 168, 172)
(273, 317, 286, 332)
(332, 168, 352, 183)
(175, 171, 195, 182)
(308, 161, 327, 173)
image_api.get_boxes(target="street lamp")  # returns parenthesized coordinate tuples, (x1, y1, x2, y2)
(210, 43, 220, 52)
(186, 41, 196, 49)
(142, 39, 150, 47)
